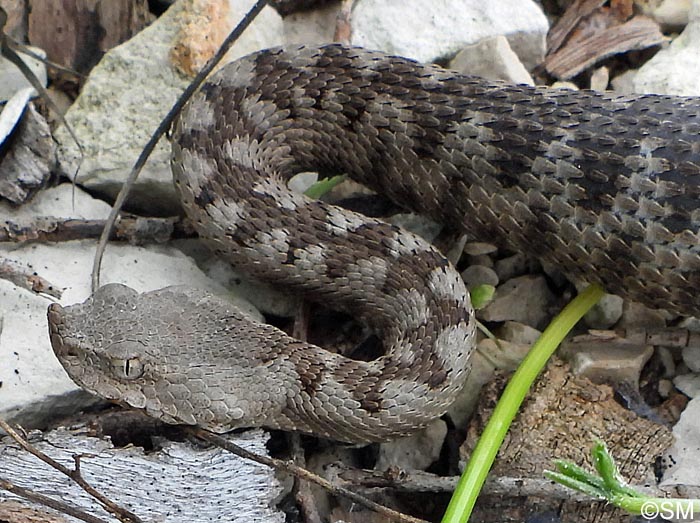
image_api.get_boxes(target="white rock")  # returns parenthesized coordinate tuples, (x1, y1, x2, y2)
(478, 275, 556, 329)
(375, 419, 447, 471)
(0, 46, 47, 102)
(661, 396, 700, 487)
(450, 36, 534, 85)
(283, 0, 340, 43)
(461, 265, 499, 289)
(637, 0, 692, 27)
(351, 0, 548, 70)
(589, 66, 609, 91)
(683, 345, 700, 373)
(0, 184, 261, 427)
(634, 0, 700, 95)
(54, 0, 284, 215)
(583, 292, 624, 329)
(674, 373, 700, 398)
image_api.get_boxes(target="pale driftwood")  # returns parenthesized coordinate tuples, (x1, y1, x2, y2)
(0, 426, 284, 523)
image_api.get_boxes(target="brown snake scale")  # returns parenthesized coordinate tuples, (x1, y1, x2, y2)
(49, 45, 700, 443)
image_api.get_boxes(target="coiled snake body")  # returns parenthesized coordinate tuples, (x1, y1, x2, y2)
(49, 45, 700, 443)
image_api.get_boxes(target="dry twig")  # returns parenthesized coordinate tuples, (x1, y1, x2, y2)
(0, 478, 108, 523)
(0, 260, 61, 298)
(91, 0, 269, 291)
(0, 419, 143, 523)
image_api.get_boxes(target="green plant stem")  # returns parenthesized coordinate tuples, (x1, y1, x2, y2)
(441, 284, 605, 523)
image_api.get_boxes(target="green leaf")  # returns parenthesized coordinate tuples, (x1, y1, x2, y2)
(470, 284, 495, 309)
(304, 174, 347, 199)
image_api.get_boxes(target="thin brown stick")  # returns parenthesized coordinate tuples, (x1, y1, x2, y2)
(0, 478, 109, 523)
(289, 434, 323, 523)
(91, 0, 269, 292)
(189, 428, 429, 523)
(0, 419, 143, 523)
(0, 260, 62, 298)
(1, 216, 189, 244)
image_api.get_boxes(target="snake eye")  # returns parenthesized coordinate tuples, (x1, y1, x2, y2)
(110, 357, 144, 380)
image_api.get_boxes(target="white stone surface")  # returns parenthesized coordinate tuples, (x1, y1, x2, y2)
(351, 0, 549, 70)
(0, 184, 261, 427)
(376, 419, 447, 471)
(283, 0, 340, 43)
(54, 0, 284, 215)
(661, 396, 700, 487)
(634, 0, 700, 95)
(450, 36, 534, 85)
(0, 46, 47, 102)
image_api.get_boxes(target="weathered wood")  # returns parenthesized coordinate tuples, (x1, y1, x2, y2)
(0, 425, 284, 523)
(27, 0, 152, 73)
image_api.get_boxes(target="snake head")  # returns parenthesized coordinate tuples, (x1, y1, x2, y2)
(48, 284, 155, 411)
(48, 284, 288, 433)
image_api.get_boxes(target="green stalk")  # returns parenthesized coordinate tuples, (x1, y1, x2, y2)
(441, 284, 604, 523)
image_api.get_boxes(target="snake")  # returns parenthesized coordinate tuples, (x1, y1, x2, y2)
(48, 44, 700, 443)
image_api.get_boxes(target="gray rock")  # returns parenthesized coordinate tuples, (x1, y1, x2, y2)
(375, 419, 447, 471)
(610, 68, 638, 94)
(496, 321, 541, 346)
(494, 252, 536, 282)
(478, 275, 556, 329)
(618, 300, 669, 330)
(564, 339, 654, 386)
(0, 184, 261, 428)
(351, 0, 549, 69)
(463, 241, 498, 256)
(466, 254, 495, 268)
(634, 0, 700, 95)
(54, 0, 284, 215)
(461, 265, 499, 289)
(583, 292, 624, 329)
(450, 36, 534, 85)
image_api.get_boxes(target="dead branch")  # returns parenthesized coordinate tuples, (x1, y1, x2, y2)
(0, 419, 143, 523)
(0, 260, 61, 298)
(0, 478, 108, 523)
(1, 216, 189, 244)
